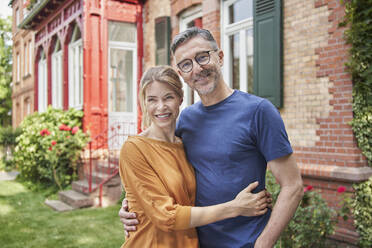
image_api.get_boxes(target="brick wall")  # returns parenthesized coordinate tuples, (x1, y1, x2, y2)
(143, 0, 171, 69)
(282, 0, 370, 244)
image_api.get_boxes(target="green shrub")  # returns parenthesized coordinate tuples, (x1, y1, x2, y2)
(352, 177, 372, 247)
(13, 107, 89, 190)
(0, 126, 22, 171)
(266, 171, 336, 248)
(0, 126, 22, 147)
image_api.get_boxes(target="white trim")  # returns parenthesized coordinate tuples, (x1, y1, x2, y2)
(179, 5, 203, 31)
(28, 41, 33, 75)
(68, 38, 83, 110)
(108, 41, 137, 115)
(221, 0, 254, 92)
(52, 49, 63, 109)
(16, 53, 20, 82)
(38, 51, 47, 113)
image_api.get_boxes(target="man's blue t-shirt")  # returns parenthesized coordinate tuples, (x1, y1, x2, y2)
(176, 90, 293, 248)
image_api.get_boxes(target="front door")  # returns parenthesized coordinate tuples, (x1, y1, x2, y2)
(108, 21, 137, 149)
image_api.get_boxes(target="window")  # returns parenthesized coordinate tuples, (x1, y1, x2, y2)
(155, 16, 171, 65)
(24, 43, 28, 75)
(68, 25, 83, 109)
(52, 40, 63, 109)
(23, 0, 29, 18)
(15, 8, 20, 28)
(179, 5, 203, 109)
(108, 21, 137, 113)
(38, 50, 48, 112)
(16, 53, 20, 82)
(222, 0, 254, 93)
(222, 0, 283, 107)
(29, 40, 33, 75)
(24, 97, 31, 117)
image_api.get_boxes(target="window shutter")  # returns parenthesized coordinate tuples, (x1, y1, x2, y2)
(155, 16, 171, 65)
(253, 0, 282, 108)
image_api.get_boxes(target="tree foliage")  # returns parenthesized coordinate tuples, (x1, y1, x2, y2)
(0, 15, 12, 126)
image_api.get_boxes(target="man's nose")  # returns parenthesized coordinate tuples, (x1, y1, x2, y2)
(193, 61, 204, 74)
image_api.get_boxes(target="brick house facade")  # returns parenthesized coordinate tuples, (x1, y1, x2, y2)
(10, 0, 35, 127)
(10, 0, 371, 245)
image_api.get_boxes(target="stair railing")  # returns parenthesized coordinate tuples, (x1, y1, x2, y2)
(85, 122, 136, 206)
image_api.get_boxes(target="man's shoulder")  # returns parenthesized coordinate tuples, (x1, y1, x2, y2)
(180, 101, 203, 116)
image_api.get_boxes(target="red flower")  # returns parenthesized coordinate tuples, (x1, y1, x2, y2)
(40, 128, 51, 136)
(59, 124, 71, 131)
(51, 140, 57, 146)
(304, 185, 313, 193)
(71, 126, 79, 135)
(48, 146, 52, 151)
(66, 136, 70, 139)
(337, 186, 346, 193)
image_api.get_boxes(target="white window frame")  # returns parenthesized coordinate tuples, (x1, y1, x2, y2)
(179, 5, 202, 110)
(16, 53, 20, 82)
(29, 40, 33, 75)
(108, 40, 137, 114)
(24, 44, 28, 75)
(52, 41, 63, 109)
(38, 51, 48, 113)
(68, 27, 83, 110)
(221, 0, 254, 93)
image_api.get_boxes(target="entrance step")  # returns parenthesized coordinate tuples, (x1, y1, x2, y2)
(72, 179, 97, 195)
(59, 190, 93, 208)
(45, 199, 74, 212)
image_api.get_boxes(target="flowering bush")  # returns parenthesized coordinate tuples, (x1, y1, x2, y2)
(266, 171, 337, 248)
(13, 107, 89, 190)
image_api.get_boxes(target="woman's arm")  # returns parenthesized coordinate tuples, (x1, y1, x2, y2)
(189, 181, 269, 228)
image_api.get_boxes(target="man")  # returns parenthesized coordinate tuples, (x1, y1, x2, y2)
(119, 27, 303, 248)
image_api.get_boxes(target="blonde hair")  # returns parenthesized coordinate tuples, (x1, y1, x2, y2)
(139, 65, 184, 129)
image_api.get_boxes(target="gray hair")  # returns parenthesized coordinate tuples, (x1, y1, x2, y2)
(170, 27, 218, 55)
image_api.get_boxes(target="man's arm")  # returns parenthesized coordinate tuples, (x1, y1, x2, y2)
(255, 153, 303, 248)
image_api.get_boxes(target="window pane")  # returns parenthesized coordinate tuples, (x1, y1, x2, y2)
(109, 48, 133, 112)
(246, 29, 254, 93)
(229, 0, 253, 24)
(29, 41, 32, 75)
(78, 44, 83, 106)
(108, 21, 136, 43)
(38, 56, 47, 112)
(68, 38, 83, 109)
(229, 33, 240, 90)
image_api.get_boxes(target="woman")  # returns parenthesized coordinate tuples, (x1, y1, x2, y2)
(119, 66, 270, 247)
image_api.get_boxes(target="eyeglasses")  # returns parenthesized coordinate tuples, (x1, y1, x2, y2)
(177, 50, 218, 73)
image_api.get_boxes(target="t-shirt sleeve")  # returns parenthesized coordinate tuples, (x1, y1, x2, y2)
(253, 99, 293, 162)
(119, 141, 191, 232)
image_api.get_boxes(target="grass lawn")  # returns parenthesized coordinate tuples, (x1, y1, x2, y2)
(0, 180, 125, 248)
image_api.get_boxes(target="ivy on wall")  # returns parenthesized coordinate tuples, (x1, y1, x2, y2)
(341, 1, 372, 247)
(341, 0, 372, 166)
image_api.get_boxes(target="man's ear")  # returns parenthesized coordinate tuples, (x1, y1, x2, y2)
(218, 50, 224, 67)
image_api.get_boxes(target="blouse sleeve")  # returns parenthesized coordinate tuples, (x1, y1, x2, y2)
(119, 141, 191, 232)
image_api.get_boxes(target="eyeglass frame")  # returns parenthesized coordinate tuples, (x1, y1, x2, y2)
(176, 49, 219, 73)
